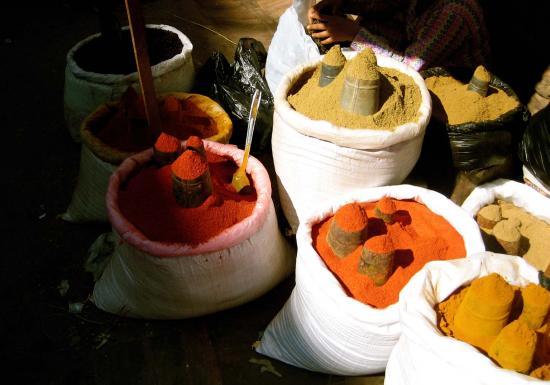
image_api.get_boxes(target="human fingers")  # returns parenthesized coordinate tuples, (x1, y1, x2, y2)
(311, 30, 330, 39)
(321, 36, 335, 45)
(307, 22, 328, 32)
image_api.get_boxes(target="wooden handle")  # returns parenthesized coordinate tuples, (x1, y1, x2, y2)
(124, 0, 161, 136)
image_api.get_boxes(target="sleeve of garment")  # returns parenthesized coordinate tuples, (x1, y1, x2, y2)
(342, 0, 405, 14)
(351, 3, 470, 71)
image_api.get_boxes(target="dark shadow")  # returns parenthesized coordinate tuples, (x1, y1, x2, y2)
(392, 210, 411, 226)
(378, 73, 394, 108)
(367, 217, 387, 237)
(394, 249, 414, 269)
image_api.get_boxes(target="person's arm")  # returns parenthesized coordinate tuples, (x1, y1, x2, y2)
(351, 3, 471, 70)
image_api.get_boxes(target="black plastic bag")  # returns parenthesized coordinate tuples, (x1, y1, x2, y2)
(193, 38, 274, 154)
(420, 67, 529, 171)
(518, 104, 550, 190)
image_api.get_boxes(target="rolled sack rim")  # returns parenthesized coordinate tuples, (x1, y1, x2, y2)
(66, 24, 193, 85)
(274, 52, 432, 150)
(106, 140, 272, 258)
(295, 184, 485, 324)
(397, 253, 541, 383)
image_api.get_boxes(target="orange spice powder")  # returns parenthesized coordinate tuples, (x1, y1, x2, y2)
(171, 150, 207, 180)
(154, 132, 181, 153)
(313, 200, 466, 308)
(334, 202, 368, 232)
(364, 234, 394, 254)
(377, 196, 396, 215)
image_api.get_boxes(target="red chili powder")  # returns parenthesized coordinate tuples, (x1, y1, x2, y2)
(164, 95, 181, 113)
(313, 200, 466, 308)
(171, 150, 208, 180)
(377, 196, 396, 214)
(154, 132, 181, 153)
(364, 234, 394, 254)
(185, 135, 204, 151)
(334, 203, 368, 232)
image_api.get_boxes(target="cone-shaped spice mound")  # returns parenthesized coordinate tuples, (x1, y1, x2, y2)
(185, 135, 206, 155)
(327, 203, 368, 258)
(154, 132, 181, 165)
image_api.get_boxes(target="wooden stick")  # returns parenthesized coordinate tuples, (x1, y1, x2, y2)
(124, 0, 161, 136)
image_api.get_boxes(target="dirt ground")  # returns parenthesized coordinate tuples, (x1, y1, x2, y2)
(1, 0, 547, 384)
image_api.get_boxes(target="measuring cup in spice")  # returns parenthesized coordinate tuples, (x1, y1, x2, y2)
(488, 320, 537, 374)
(476, 204, 501, 229)
(340, 51, 380, 116)
(453, 273, 514, 351)
(467, 65, 491, 97)
(319, 45, 346, 87)
(326, 202, 369, 258)
(359, 234, 395, 286)
(153, 132, 181, 165)
(374, 196, 396, 224)
(185, 135, 206, 156)
(171, 149, 213, 208)
(519, 283, 550, 330)
(493, 218, 521, 255)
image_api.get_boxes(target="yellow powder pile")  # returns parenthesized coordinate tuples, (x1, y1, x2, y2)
(436, 274, 550, 379)
(425, 75, 519, 125)
(476, 204, 501, 229)
(323, 45, 346, 67)
(473, 65, 491, 82)
(357, 47, 377, 65)
(477, 200, 550, 274)
(288, 52, 421, 130)
(347, 57, 379, 81)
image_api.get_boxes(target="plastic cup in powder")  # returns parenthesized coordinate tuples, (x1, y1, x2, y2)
(154, 132, 182, 166)
(319, 45, 345, 87)
(340, 59, 380, 116)
(171, 149, 213, 208)
(326, 203, 369, 258)
(467, 65, 491, 96)
(358, 235, 395, 286)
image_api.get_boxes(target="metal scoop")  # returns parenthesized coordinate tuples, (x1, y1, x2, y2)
(231, 89, 262, 193)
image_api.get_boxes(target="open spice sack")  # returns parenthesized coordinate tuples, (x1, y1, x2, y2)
(90, 140, 294, 319)
(272, 48, 431, 233)
(418, 66, 528, 204)
(64, 24, 195, 142)
(385, 252, 548, 385)
(461, 178, 550, 280)
(255, 185, 484, 375)
(62, 89, 232, 223)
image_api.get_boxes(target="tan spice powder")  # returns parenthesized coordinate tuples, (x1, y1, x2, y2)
(323, 45, 346, 67)
(288, 55, 421, 130)
(425, 75, 519, 125)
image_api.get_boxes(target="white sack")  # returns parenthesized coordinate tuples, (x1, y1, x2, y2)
(64, 24, 194, 142)
(265, 0, 320, 95)
(92, 141, 295, 319)
(61, 145, 115, 223)
(256, 185, 484, 375)
(384, 252, 546, 385)
(462, 178, 550, 224)
(272, 52, 431, 233)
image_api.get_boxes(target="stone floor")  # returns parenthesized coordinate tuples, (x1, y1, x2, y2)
(1, 0, 546, 384)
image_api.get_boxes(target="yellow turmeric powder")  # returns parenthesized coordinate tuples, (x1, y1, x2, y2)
(488, 320, 537, 374)
(453, 273, 514, 352)
(519, 284, 550, 330)
(531, 364, 550, 380)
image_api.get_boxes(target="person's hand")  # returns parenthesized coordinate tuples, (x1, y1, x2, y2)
(307, 15, 361, 45)
(308, 0, 343, 24)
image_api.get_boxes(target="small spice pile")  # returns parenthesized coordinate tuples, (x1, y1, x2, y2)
(93, 88, 217, 153)
(425, 69, 519, 125)
(476, 200, 550, 274)
(436, 273, 550, 380)
(288, 46, 421, 130)
(313, 197, 466, 308)
(118, 141, 257, 245)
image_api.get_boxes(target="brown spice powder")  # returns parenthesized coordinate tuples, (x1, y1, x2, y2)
(425, 75, 519, 125)
(288, 57, 421, 130)
(323, 45, 346, 67)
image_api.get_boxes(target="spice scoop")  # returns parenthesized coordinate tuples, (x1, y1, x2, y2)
(467, 65, 491, 97)
(340, 59, 380, 116)
(231, 89, 262, 193)
(319, 45, 345, 87)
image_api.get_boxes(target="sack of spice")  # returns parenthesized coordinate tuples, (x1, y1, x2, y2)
(61, 91, 232, 223)
(272, 51, 431, 233)
(384, 252, 547, 385)
(462, 178, 550, 281)
(255, 185, 484, 375)
(91, 140, 294, 318)
(519, 104, 550, 198)
(419, 67, 529, 205)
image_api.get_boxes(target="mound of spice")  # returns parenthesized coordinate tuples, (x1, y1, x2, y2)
(476, 200, 550, 275)
(93, 88, 217, 153)
(153, 132, 181, 165)
(436, 274, 550, 379)
(288, 47, 421, 130)
(118, 149, 257, 245)
(313, 197, 466, 308)
(425, 69, 519, 125)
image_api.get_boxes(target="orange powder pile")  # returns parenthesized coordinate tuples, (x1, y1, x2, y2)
(313, 199, 466, 308)
(171, 150, 208, 180)
(119, 151, 257, 245)
(364, 234, 394, 254)
(334, 203, 368, 232)
(154, 132, 180, 153)
(186, 135, 205, 151)
(377, 196, 396, 215)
